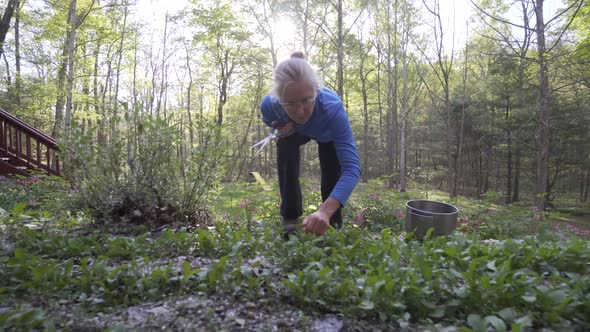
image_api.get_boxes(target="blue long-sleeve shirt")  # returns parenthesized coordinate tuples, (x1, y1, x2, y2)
(260, 87, 361, 206)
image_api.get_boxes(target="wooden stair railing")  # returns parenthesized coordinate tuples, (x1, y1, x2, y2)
(0, 109, 60, 176)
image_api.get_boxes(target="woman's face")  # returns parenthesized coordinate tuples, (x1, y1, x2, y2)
(280, 81, 316, 124)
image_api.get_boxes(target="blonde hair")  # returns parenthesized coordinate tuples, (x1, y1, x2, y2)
(270, 52, 322, 99)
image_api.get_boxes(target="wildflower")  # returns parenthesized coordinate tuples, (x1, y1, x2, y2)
(534, 213, 543, 220)
(239, 200, 250, 208)
(27, 199, 38, 206)
(395, 210, 405, 219)
(458, 217, 470, 225)
(354, 209, 368, 224)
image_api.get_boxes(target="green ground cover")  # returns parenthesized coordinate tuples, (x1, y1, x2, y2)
(1, 177, 589, 331)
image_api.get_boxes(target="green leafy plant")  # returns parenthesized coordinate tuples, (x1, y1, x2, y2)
(62, 114, 225, 223)
(0, 307, 54, 331)
(1, 183, 589, 330)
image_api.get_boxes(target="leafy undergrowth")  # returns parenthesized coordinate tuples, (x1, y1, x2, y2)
(1, 178, 589, 330)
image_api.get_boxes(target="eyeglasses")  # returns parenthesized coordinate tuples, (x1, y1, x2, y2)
(280, 96, 316, 110)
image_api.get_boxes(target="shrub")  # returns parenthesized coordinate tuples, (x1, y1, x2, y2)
(62, 113, 225, 224)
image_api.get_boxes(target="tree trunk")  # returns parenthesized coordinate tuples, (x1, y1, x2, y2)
(512, 0, 533, 203)
(376, 42, 384, 176)
(231, 89, 259, 181)
(385, 0, 398, 186)
(476, 149, 482, 199)
(482, 144, 490, 194)
(505, 96, 512, 204)
(399, 95, 407, 192)
(53, 45, 68, 139)
(51, 0, 78, 139)
(63, 0, 77, 142)
(216, 77, 227, 127)
(13, 0, 20, 104)
(183, 39, 194, 146)
(399, 0, 411, 193)
(114, 0, 128, 127)
(215, 50, 230, 127)
(129, 34, 138, 162)
(360, 55, 369, 183)
(391, 0, 399, 181)
(104, 50, 114, 140)
(156, 13, 167, 118)
(444, 79, 453, 198)
(336, 0, 344, 98)
(512, 142, 521, 202)
(454, 22, 468, 198)
(93, 41, 105, 145)
(357, 32, 373, 183)
(0, 0, 18, 58)
(534, 0, 550, 211)
(583, 168, 589, 202)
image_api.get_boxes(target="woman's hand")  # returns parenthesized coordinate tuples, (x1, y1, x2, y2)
(302, 211, 331, 236)
(302, 197, 341, 236)
(272, 120, 296, 137)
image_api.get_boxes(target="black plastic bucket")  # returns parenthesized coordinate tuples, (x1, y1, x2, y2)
(405, 200, 458, 238)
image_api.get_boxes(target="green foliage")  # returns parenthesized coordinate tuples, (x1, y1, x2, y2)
(0, 175, 70, 216)
(5, 223, 588, 329)
(569, 0, 590, 59)
(0, 307, 54, 331)
(343, 179, 409, 232)
(62, 114, 225, 221)
(1, 183, 589, 329)
(212, 182, 281, 228)
(449, 192, 543, 240)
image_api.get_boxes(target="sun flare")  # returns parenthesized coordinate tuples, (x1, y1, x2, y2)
(271, 17, 298, 57)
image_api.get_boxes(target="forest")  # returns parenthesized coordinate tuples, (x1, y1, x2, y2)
(1, 0, 589, 330)
(0, 0, 587, 209)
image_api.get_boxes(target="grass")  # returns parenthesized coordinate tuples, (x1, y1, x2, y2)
(1, 177, 589, 330)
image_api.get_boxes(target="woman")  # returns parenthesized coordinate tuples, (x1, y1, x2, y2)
(260, 52, 361, 237)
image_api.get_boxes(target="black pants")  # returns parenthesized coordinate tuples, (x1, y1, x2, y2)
(277, 133, 343, 229)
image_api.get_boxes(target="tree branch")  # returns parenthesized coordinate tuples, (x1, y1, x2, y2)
(469, 0, 533, 31)
(547, 0, 584, 54)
